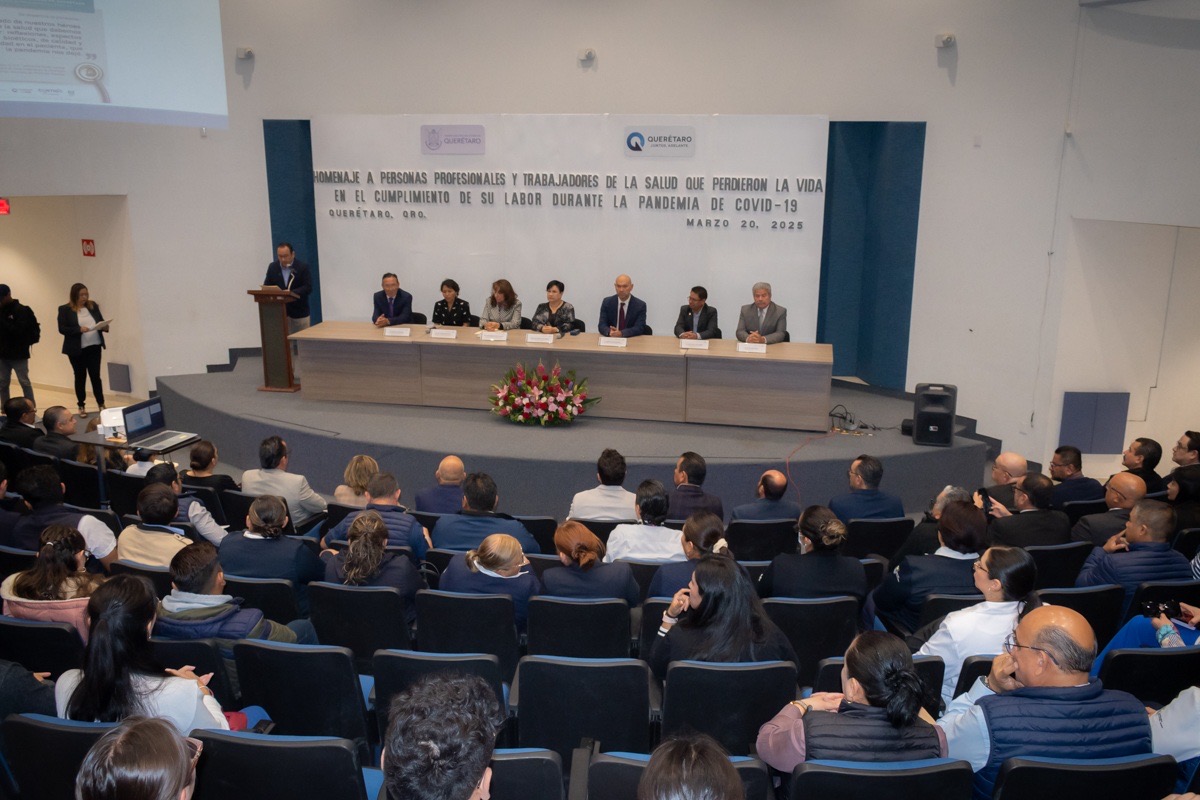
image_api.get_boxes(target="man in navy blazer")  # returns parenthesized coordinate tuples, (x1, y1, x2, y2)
(598, 274, 647, 337)
(263, 241, 313, 331)
(372, 272, 413, 326)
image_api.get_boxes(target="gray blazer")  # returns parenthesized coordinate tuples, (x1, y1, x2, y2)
(735, 301, 788, 344)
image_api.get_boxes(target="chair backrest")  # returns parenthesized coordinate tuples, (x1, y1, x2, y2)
(842, 518, 915, 560)
(1026, 541, 1096, 589)
(789, 757, 974, 800)
(409, 510, 443, 532)
(0, 441, 23, 476)
(515, 655, 652, 763)
(410, 311, 428, 325)
(220, 489, 296, 534)
(662, 660, 797, 755)
(422, 548, 456, 583)
(917, 593, 983, 629)
(109, 560, 174, 598)
(183, 484, 228, 526)
(19, 447, 57, 471)
(513, 516, 557, 554)
(103, 469, 146, 519)
(573, 519, 637, 545)
(637, 597, 671, 659)
(58, 459, 101, 508)
(2, 714, 115, 800)
(308, 582, 411, 672)
(589, 752, 771, 800)
(526, 597, 630, 658)
(149, 636, 239, 709)
(232, 640, 371, 762)
(0, 615, 84, 679)
(372, 649, 507, 741)
(953, 655, 995, 699)
(738, 560, 770, 585)
(526, 553, 560, 582)
(1036, 584, 1126, 648)
(860, 556, 887, 594)
(192, 729, 368, 800)
(490, 749, 563, 800)
(1062, 499, 1109, 526)
(223, 575, 301, 624)
(415, 589, 520, 681)
(992, 754, 1177, 800)
(618, 559, 662, 601)
(65, 504, 121, 536)
(1098, 647, 1200, 707)
(762, 596, 858, 687)
(724, 519, 798, 561)
(0, 544, 37, 582)
(1173, 527, 1200, 561)
(321, 502, 360, 538)
(1125, 579, 1200, 624)
(813, 655, 945, 717)
(663, 519, 686, 530)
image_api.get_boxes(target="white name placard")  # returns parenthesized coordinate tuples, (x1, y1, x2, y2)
(481, 331, 509, 342)
(679, 339, 710, 350)
(598, 336, 628, 348)
(384, 327, 411, 337)
(430, 328, 459, 339)
(737, 342, 768, 354)
(526, 333, 556, 344)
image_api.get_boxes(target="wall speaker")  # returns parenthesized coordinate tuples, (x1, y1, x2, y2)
(913, 383, 956, 447)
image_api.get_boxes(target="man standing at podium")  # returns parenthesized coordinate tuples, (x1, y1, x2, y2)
(372, 272, 413, 327)
(263, 242, 313, 333)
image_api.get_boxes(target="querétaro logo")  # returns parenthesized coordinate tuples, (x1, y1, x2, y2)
(626, 132, 645, 152)
(425, 128, 442, 151)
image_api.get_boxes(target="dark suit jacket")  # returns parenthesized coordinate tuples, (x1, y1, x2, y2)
(372, 289, 413, 325)
(673, 305, 719, 339)
(32, 431, 77, 459)
(990, 509, 1072, 548)
(872, 553, 981, 633)
(730, 497, 802, 522)
(598, 294, 647, 338)
(1071, 508, 1130, 547)
(57, 302, 105, 356)
(0, 421, 43, 449)
(264, 259, 313, 318)
(828, 489, 904, 523)
(1125, 467, 1167, 496)
(984, 483, 1017, 512)
(667, 483, 724, 521)
(1051, 476, 1106, 508)
(758, 551, 867, 602)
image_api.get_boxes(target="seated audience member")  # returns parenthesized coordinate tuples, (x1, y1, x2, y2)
(0, 658, 56, 728)
(382, 673, 500, 800)
(217, 494, 325, 615)
(75, 716, 201, 800)
(982, 452, 1028, 512)
(123, 448, 164, 477)
(372, 271, 413, 327)
(605, 479, 689, 564)
(937, 606, 1151, 799)
(758, 505, 867, 602)
(116, 484, 191, 567)
(1049, 444, 1105, 508)
(638, 734, 743, 800)
(431, 278, 471, 327)
(541, 521, 640, 606)
(730, 469, 802, 522)
(1071, 472, 1145, 547)
(240, 435, 328, 529)
(1090, 601, 1200, 679)
(890, 486, 973, 570)
(0, 462, 20, 527)
(828, 454, 904, 523)
(0, 396, 42, 448)
(1121, 436, 1168, 495)
(430, 472, 539, 553)
(650, 554, 798, 681)
(479, 278, 521, 331)
(181, 439, 240, 493)
(334, 454, 378, 508)
(1147, 687, 1200, 781)
(598, 273, 647, 338)
(1171, 430, 1200, 468)
(567, 448, 637, 521)
(145, 463, 226, 545)
(439, 533, 540, 630)
(918, 546, 1040, 709)
(672, 286, 719, 341)
(648, 512, 730, 598)
(57, 574, 229, 733)
(322, 511, 423, 622)
(326, 472, 429, 558)
(1167, 464, 1200, 534)
(735, 282, 788, 345)
(757, 631, 944, 773)
(1075, 498, 1192, 610)
(415, 454, 467, 514)
(987, 472, 1071, 547)
(667, 451, 723, 521)
(7, 465, 117, 569)
(76, 415, 129, 471)
(871, 500, 986, 633)
(530, 279, 576, 335)
(155, 541, 315, 650)
(1, 525, 104, 640)
(31, 404, 77, 458)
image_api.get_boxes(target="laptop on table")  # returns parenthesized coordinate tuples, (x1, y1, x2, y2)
(120, 398, 200, 451)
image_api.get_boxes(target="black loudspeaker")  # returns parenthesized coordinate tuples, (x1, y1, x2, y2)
(912, 383, 957, 447)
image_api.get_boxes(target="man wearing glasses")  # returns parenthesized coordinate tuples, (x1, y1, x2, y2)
(1171, 431, 1199, 468)
(1048, 445, 1105, 508)
(938, 605, 1152, 799)
(982, 452, 1027, 513)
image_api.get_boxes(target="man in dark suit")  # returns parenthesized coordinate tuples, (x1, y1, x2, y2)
(1119, 437, 1167, 495)
(0, 397, 43, 449)
(982, 451, 1027, 512)
(31, 405, 77, 459)
(990, 472, 1071, 548)
(673, 285, 719, 340)
(1071, 472, 1145, 547)
(1049, 445, 1105, 508)
(372, 272, 413, 327)
(1170, 430, 1199, 468)
(263, 241, 314, 332)
(730, 469, 801, 522)
(597, 274, 647, 338)
(735, 282, 788, 344)
(667, 451, 723, 521)
(829, 454, 904, 523)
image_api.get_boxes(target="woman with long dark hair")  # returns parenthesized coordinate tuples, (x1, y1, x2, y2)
(1, 525, 104, 640)
(57, 282, 106, 417)
(648, 554, 797, 681)
(55, 575, 228, 733)
(542, 521, 640, 606)
(758, 505, 867, 601)
(480, 279, 522, 331)
(76, 716, 201, 800)
(756, 631, 944, 772)
(322, 511, 422, 621)
(647, 511, 730, 598)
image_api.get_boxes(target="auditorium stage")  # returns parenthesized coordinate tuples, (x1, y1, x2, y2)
(158, 355, 989, 519)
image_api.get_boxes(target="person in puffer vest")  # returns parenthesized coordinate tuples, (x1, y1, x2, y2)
(937, 605, 1151, 800)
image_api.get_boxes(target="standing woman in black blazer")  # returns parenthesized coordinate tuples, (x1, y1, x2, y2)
(58, 283, 106, 418)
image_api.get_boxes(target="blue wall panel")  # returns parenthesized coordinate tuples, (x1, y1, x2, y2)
(263, 120, 321, 323)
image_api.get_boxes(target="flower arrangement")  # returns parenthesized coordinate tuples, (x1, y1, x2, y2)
(489, 361, 599, 426)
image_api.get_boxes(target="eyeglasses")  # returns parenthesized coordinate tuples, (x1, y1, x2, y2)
(972, 560, 987, 573)
(184, 736, 203, 772)
(1002, 633, 1057, 663)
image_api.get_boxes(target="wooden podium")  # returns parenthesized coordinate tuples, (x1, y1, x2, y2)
(248, 287, 301, 392)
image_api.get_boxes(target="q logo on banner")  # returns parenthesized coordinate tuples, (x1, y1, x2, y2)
(626, 132, 645, 152)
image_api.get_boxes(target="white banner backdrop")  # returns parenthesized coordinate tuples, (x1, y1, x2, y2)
(310, 114, 828, 340)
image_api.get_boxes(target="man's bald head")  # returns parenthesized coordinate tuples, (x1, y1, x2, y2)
(1106, 472, 1146, 510)
(436, 455, 465, 485)
(992, 452, 1028, 485)
(1018, 605, 1097, 682)
(613, 274, 633, 301)
(759, 470, 788, 501)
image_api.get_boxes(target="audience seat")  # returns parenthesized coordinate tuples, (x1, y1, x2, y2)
(19, 447, 57, 472)
(372, 650, 508, 742)
(58, 459, 101, 508)
(308, 582, 412, 673)
(0, 441, 23, 476)
(1026, 541, 1095, 589)
(573, 519, 636, 545)
(408, 510, 443, 533)
(588, 751, 770, 800)
(618, 559, 663, 601)
(636, 598, 671, 658)
(526, 597, 631, 658)
(513, 515, 557, 554)
(422, 548, 456, 583)
(64, 503, 121, 536)
(1036, 584, 1125, 649)
(738, 560, 770, 585)
(1062, 499, 1109, 527)
(991, 754, 1177, 800)
(321, 502, 361, 539)
(0, 544, 36, 581)
(724, 519, 798, 561)
(490, 748, 563, 800)
(762, 596, 858, 688)
(789, 757, 973, 800)
(1, 714, 114, 800)
(916, 593, 983, 630)
(1173, 527, 1200, 561)
(1097, 647, 1200, 707)
(953, 655, 994, 699)
(223, 576, 301, 624)
(1125, 580, 1200, 624)
(109, 560, 174, 598)
(860, 556, 887, 594)
(182, 483, 228, 526)
(104, 469, 146, 519)
(415, 590, 520, 682)
(0, 616, 84, 679)
(842, 518, 915, 560)
(661, 660, 796, 756)
(192, 729, 372, 800)
(150, 636, 239, 709)
(526, 553, 560, 582)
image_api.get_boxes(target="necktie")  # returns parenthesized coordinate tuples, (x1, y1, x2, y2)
(388, 296, 395, 316)
(758, 308, 766, 329)
(692, 313, 699, 333)
(618, 301, 626, 332)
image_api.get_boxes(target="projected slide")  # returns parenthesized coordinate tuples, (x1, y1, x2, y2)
(0, 0, 227, 126)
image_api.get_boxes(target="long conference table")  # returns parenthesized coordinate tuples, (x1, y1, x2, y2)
(290, 322, 833, 431)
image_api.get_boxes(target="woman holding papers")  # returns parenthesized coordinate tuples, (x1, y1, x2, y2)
(58, 282, 107, 418)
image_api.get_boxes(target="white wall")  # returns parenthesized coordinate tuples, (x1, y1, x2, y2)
(0, 0, 1196, 467)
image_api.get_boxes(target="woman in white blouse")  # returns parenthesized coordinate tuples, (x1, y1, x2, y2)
(604, 479, 689, 564)
(57, 282, 107, 418)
